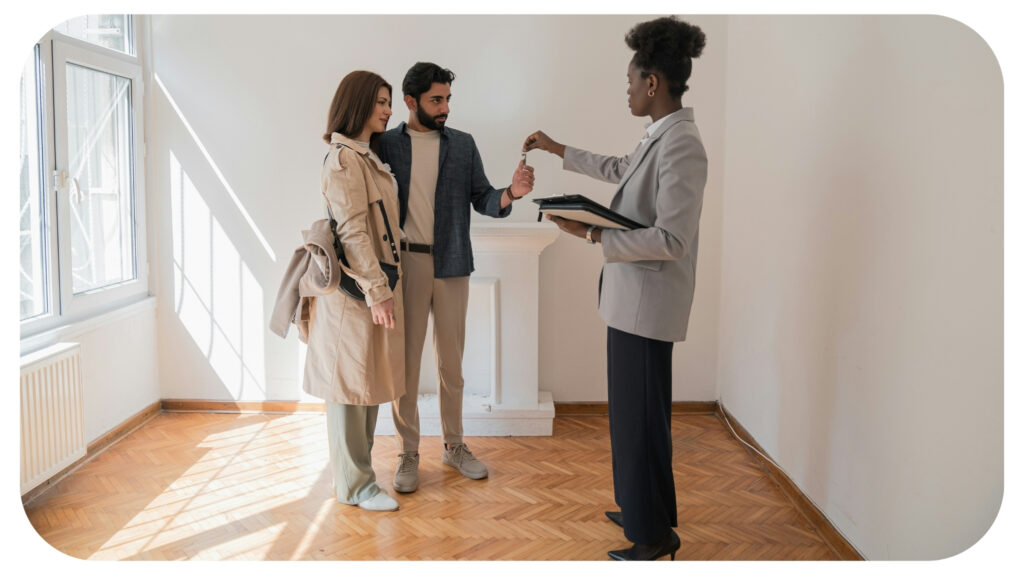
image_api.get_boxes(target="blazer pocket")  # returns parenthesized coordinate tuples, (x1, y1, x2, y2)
(630, 260, 663, 272)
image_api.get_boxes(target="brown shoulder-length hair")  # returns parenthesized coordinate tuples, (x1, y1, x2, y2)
(323, 71, 392, 152)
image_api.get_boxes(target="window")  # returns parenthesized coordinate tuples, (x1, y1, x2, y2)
(20, 46, 47, 321)
(20, 16, 147, 338)
(53, 15, 134, 56)
(63, 62, 137, 294)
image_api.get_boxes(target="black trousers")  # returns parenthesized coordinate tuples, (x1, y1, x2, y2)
(607, 326, 677, 544)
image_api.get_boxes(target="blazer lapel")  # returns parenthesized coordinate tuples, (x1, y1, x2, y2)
(438, 127, 450, 174)
(613, 109, 692, 194)
(614, 139, 657, 195)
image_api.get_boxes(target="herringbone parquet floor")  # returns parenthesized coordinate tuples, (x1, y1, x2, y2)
(24, 412, 839, 560)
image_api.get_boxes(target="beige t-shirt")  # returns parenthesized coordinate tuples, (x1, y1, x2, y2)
(405, 128, 441, 245)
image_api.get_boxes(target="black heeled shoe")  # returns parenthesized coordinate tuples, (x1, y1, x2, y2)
(604, 511, 624, 528)
(608, 530, 680, 561)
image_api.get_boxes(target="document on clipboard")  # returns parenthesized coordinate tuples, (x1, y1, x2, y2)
(533, 194, 645, 230)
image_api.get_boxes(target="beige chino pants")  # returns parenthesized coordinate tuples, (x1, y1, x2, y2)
(391, 251, 469, 453)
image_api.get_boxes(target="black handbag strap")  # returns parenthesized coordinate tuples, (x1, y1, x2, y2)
(321, 152, 346, 263)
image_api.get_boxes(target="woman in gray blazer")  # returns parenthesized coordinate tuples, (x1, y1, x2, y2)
(524, 16, 707, 561)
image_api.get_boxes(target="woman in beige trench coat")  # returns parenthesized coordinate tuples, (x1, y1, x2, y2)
(304, 70, 405, 512)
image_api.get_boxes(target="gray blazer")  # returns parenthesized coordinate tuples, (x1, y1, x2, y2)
(563, 108, 707, 342)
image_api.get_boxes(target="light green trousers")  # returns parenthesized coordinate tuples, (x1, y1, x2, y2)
(325, 402, 381, 504)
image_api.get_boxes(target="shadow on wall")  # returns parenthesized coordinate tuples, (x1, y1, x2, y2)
(156, 74, 270, 400)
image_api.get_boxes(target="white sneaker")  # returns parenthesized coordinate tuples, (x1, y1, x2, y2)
(357, 490, 399, 512)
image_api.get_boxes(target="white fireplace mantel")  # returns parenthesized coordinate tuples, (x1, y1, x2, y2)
(471, 222, 562, 254)
(376, 223, 559, 436)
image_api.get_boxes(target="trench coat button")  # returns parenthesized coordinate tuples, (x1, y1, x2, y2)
(382, 234, 388, 241)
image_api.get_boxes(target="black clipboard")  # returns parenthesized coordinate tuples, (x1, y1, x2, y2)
(533, 194, 645, 230)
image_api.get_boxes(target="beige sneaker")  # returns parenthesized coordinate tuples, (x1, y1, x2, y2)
(393, 452, 420, 493)
(442, 443, 488, 479)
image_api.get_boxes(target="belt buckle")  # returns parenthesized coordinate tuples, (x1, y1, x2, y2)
(401, 241, 427, 254)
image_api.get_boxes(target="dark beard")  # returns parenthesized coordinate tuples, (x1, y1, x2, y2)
(416, 106, 446, 131)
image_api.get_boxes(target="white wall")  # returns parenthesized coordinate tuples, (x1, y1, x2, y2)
(24, 304, 162, 445)
(718, 16, 1002, 559)
(146, 15, 727, 403)
(76, 308, 162, 443)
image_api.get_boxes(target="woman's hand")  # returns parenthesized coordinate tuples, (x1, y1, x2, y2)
(523, 130, 566, 158)
(546, 215, 600, 243)
(370, 297, 396, 329)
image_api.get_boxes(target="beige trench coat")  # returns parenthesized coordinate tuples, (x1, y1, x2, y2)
(302, 133, 405, 406)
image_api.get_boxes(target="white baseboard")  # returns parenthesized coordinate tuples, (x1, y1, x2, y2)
(373, 391, 555, 436)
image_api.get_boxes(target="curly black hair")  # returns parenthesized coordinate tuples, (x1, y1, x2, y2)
(402, 62, 456, 101)
(625, 16, 705, 97)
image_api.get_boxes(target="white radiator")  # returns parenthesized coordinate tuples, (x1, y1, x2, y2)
(20, 342, 86, 495)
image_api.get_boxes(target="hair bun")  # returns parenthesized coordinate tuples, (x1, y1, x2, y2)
(625, 16, 705, 97)
(681, 22, 706, 59)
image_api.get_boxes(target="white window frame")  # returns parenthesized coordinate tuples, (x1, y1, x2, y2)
(20, 18, 149, 340)
(20, 42, 56, 325)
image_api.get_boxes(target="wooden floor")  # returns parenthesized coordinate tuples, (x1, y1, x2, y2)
(24, 412, 839, 560)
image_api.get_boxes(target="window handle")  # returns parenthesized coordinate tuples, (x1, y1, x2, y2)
(70, 177, 83, 204)
(54, 170, 84, 204)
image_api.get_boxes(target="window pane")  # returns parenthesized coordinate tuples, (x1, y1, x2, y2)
(54, 15, 133, 56)
(20, 49, 47, 320)
(65, 63, 136, 294)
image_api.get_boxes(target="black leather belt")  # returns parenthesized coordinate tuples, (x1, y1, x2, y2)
(400, 241, 432, 254)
